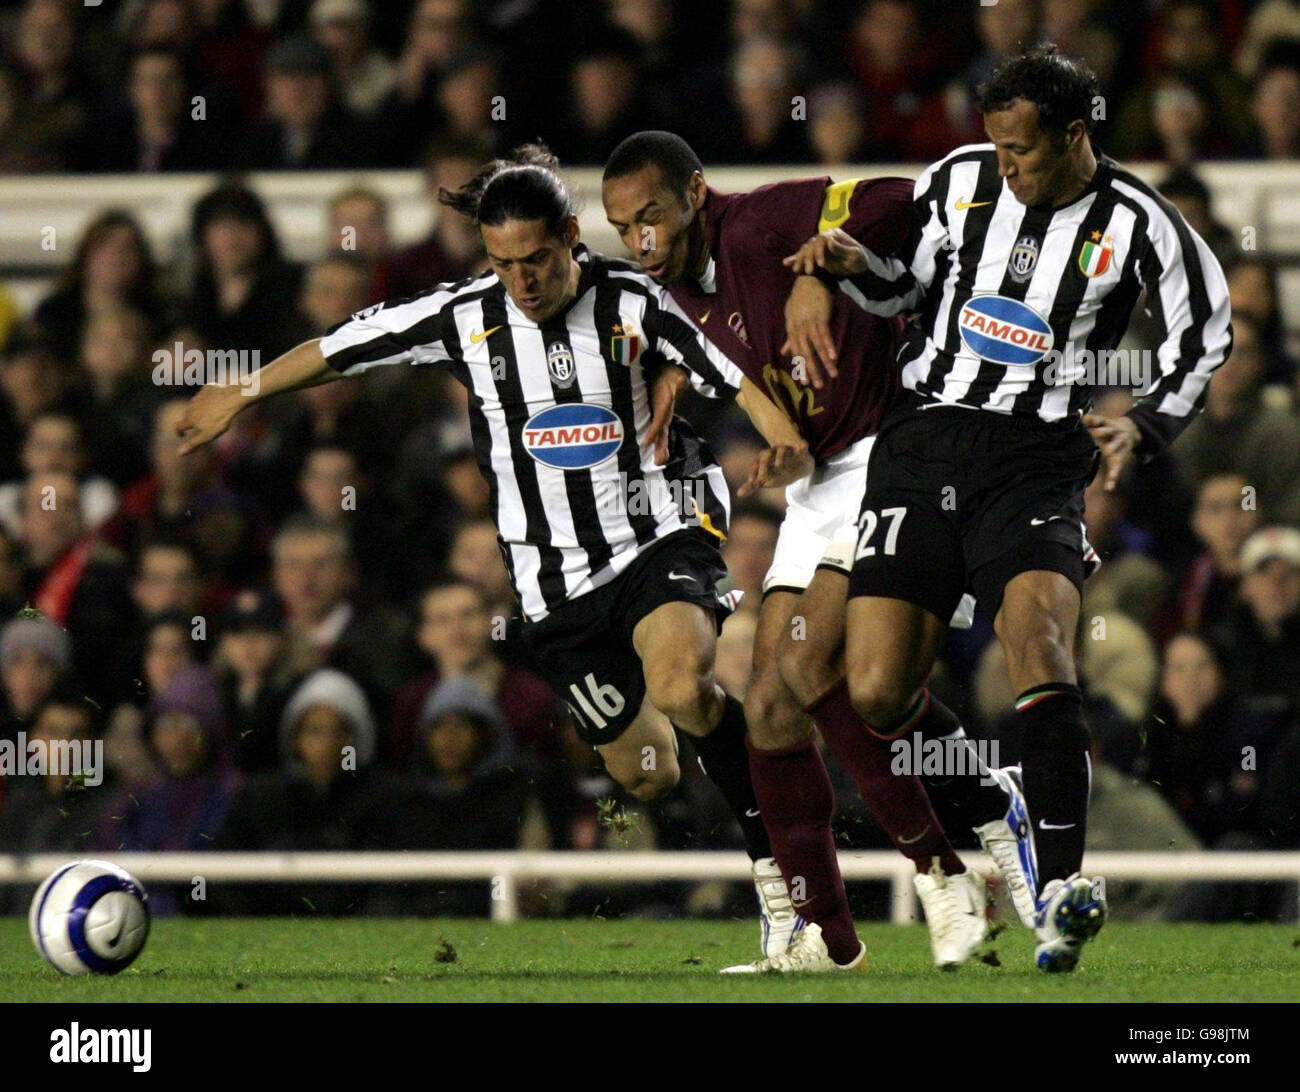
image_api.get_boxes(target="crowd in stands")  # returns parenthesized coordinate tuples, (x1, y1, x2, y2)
(0, 0, 1297, 171)
(0, 0, 1298, 922)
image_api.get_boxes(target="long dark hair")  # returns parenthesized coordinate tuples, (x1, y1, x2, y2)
(437, 142, 577, 239)
(58, 210, 160, 302)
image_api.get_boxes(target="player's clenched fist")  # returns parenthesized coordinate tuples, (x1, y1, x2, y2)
(1082, 413, 1141, 492)
(175, 384, 243, 455)
(783, 228, 869, 278)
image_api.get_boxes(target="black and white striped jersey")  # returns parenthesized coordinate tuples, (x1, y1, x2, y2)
(319, 246, 741, 620)
(839, 144, 1232, 453)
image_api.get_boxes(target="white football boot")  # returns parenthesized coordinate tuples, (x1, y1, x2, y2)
(752, 857, 802, 957)
(972, 765, 1040, 928)
(720, 922, 867, 974)
(1034, 874, 1107, 973)
(912, 861, 990, 969)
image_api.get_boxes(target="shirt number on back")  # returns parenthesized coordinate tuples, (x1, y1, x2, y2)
(855, 506, 907, 560)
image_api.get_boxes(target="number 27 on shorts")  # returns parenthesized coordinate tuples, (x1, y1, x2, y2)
(854, 506, 907, 561)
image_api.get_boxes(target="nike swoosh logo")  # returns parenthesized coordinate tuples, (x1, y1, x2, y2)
(667, 571, 695, 583)
(1038, 820, 1076, 830)
(954, 199, 991, 210)
(898, 825, 931, 845)
(696, 309, 711, 323)
(1030, 516, 1066, 526)
(470, 326, 503, 343)
(792, 898, 812, 909)
(745, 808, 760, 817)
(106, 920, 124, 947)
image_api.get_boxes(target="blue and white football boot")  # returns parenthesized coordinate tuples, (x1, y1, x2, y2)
(972, 765, 1039, 928)
(1034, 873, 1108, 973)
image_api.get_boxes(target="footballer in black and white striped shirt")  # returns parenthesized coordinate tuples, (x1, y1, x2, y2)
(178, 144, 815, 965)
(785, 43, 1233, 974)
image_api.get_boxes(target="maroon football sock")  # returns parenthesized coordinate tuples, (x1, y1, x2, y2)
(808, 682, 965, 875)
(746, 737, 861, 965)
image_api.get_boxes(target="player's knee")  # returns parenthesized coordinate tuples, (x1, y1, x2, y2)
(776, 628, 830, 706)
(645, 660, 714, 726)
(846, 667, 913, 731)
(743, 664, 807, 749)
(621, 761, 680, 803)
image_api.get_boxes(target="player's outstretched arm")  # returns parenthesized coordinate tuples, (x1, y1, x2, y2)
(735, 377, 813, 496)
(176, 338, 338, 454)
(784, 227, 925, 317)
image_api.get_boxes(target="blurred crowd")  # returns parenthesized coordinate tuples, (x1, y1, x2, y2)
(0, 0, 1298, 171)
(0, 0, 1298, 923)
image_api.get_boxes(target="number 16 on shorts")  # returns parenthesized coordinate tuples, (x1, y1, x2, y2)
(568, 673, 626, 731)
(855, 506, 907, 560)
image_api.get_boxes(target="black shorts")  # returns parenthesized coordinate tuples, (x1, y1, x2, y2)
(848, 401, 1100, 622)
(518, 530, 737, 745)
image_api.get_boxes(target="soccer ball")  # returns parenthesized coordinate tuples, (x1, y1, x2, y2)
(29, 860, 150, 975)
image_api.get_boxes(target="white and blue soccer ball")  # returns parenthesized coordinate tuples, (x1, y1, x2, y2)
(29, 860, 150, 975)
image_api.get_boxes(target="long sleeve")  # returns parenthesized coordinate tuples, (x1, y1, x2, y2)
(1125, 206, 1233, 456)
(318, 288, 460, 376)
(640, 285, 744, 399)
(837, 161, 949, 317)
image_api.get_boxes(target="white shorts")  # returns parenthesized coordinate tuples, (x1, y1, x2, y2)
(763, 436, 874, 594)
(761, 435, 975, 629)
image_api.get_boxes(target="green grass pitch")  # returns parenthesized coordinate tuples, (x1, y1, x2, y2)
(3, 919, 1298, 1002)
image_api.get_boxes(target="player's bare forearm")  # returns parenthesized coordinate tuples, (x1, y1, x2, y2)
(782, 228, 869, 277)
(736, 378, 812, 494)
(737, 377, 801, 449)
(176, 339, 338, 454)
(247, 339, 339, 397)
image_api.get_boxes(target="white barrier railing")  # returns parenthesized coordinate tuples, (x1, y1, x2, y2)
(3, 850, 1298, 924)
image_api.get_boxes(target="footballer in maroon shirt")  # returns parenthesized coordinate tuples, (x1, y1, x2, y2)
(603, 133, 1031, 973)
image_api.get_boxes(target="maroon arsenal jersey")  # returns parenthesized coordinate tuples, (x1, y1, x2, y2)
(667, 176, 913, 461)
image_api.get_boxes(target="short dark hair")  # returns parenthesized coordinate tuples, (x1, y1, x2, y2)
(603, 130, 704, 198)
(421, 577, 487, 609)
(437, 142, 577, 240)
(977, 42, 1099, 137)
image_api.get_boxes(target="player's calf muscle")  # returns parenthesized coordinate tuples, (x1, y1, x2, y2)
(995, 573, 1080, 691)
(639, 621, 719, 733)
(599, 715, 681, 800)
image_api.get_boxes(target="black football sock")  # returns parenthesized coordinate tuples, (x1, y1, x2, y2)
(686, 694, 773, 861)
(877, 690, 1007, 828)
(1016, 683, 1090, 887)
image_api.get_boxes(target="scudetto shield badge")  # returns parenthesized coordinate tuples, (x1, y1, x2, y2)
(547, 342, 576, 387)
(1007, 235, 1039, 284)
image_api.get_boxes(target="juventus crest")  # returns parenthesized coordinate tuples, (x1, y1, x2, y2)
(1007, 234, 1039, 284)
